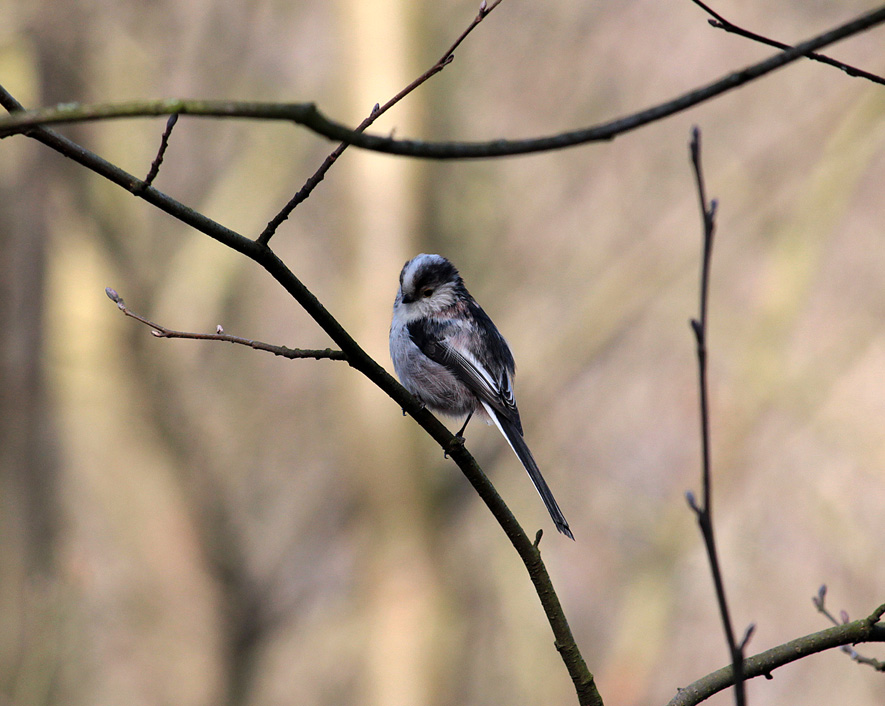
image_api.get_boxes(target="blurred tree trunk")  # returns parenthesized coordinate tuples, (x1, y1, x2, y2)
(1, 0, 88, 578)
(337, 1, 442, 706)
(0, 13, 102, 703)
(0, 55, 63, 706)
(0, 145, 58, 574)
(0, 151, 62, 706)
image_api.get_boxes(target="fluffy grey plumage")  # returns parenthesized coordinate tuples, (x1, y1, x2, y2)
(390, 253, 573, 540)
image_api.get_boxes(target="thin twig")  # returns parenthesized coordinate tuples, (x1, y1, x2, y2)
(3, 5, 885, 157)
(691, 0, 885, 86)
(812, 585, 843, 626)
(104, 287, 346, 361)
(257, 0, 506, 244)
(813, 585, 885, 672)
(687, 126, 749, 706)
(136, 113, 179, 192)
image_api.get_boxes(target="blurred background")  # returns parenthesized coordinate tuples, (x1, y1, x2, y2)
(2, 0, 885, 705)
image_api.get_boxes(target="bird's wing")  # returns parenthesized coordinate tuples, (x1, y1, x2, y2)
(409, 313, 573, 539)
(407, 315, 520, 430)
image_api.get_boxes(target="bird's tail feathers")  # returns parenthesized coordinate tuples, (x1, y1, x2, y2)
(481, 402, 574, 540)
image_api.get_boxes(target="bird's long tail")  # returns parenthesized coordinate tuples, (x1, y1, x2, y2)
(481, 402, 574, 540)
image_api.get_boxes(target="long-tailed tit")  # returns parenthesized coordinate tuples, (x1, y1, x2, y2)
(389, 253, 573, 539)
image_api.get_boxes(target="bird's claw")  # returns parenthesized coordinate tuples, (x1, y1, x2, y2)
(443, 434, 466, 459)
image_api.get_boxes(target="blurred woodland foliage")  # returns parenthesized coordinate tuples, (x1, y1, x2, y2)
(1, 0, 885, 705)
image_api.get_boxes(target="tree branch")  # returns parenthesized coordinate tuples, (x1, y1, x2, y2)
(0, 82, 600, 706)
(257, 0, 506, 243)
(135, 113, 179, 192)
(104, 288, 346, 361)
(668, 613, 885, 706)
(813, 586, 885, 672)
(6, 5, 881, 702)
(686, 126, 750, 706)
(691, 0, 885, 86)
(2, 4, 885, 157)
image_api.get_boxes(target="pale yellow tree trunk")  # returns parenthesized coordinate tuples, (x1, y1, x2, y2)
(336, 3, 441, 706)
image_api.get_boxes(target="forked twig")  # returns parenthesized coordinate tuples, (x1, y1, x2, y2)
(686, 126, 752, 706)
(813, 586, 885, 672)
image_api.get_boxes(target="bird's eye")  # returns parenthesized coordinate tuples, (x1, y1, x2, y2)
(422, 288, 434, 298)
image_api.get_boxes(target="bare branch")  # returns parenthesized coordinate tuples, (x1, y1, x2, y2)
(686, 126, 747, 706)
(104, 287, 347, 361)
(136, 113, 179, 193)
(9, 4, 880, 700)
(0, 83, 599, 706)
(257, 0, 508, 244)
(691, 0, 885, 86)
(0, 97, 323, 137)
(813, 584, 841, 626)
(812, 586, 885, 672)
(668, 614, 885, 706)
(738, 624, 756, 651)
(868, 603, 885, 624)
(2, 4, 884, 157)
(0, 86, 258, 258)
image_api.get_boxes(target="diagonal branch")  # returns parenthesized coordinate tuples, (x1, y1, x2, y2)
(2, 4, 885, 158)
(690, 0, 885, 86)
(0, 83, 601, 706)
(257, 0, 506, 244)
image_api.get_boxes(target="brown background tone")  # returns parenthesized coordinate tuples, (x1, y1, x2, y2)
(1, 1, 884, 705)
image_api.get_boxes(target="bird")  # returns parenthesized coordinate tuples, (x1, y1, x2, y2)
(389, 253, 573, 539)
